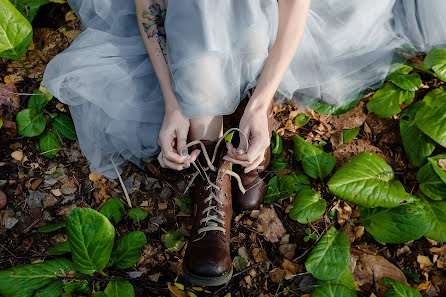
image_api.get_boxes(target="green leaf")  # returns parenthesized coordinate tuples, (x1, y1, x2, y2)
(46, 241, 71, 255)
(400, 102, 436, 167)
(417, 163, 446, 200)
(414, 87, 446, 147)
(270, 156, 287, 172)
(0, 0, 33, 60)
(419, 195, 446, 242)
(0, 259, 76, 297)
(311, 268, 357, 297)
(39, 129, 62, 158)
(109, 231, 147, 269)
(34, 280, 63, 297)
(9, 0, 50, 22)
(264, 176, 280, 204)
(342, 127, 360, 144)
(28, 90, 48, 112)
(328, 152, 413, 208)
(293, 135, 336, 179)
(128, 207, 148, 221)
(279, 172, 311, 197)
(66, 208, 115, 275)
(424, 47, 446, 81)
(233, 256, 250, 272)
(380, 277, 422, 297)
(53, 114, 77, 140)
(428, 154, 446, 184)
(0, 118, 3, 129)
(295, 113, 310, 128)
(305, 227, 350, 281)
(386, 73, 421, 91)
(387, 63, 413, 76)
(99, 198, 125, 224)
(16, 108, 46, 137)
(104, 280, 135, 297)
(63, 280, 90, 296)
(289, 189, 326, 223)
(310, 98, 360, 116)
(366, 83, 414, 118)
(360, 202, 430, 244)
(93, 292, 108, 297)
(270, 131, 283, 156)
(39, 220, 66, 233)
(164, 230, 185, 251)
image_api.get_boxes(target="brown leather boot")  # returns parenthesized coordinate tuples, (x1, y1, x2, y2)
(182, 140, 233, 286)
(233, 100, 274, 210)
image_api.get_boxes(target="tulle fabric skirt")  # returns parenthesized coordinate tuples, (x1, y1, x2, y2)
(43, 0, 446, 178)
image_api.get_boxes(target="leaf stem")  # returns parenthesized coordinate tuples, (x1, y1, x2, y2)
(98, 270, 109, 277)
(407, 63, 437, 77)
(17, 56, 30, 76)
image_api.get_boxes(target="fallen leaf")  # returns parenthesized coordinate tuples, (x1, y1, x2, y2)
(167, 282, 186, 297)
(282, 259, 299, 274)
(279, 243, 296, 260)
(331, 139, 389, 167)
(252, 248, 267, 263)
(51, 189, 63, 197)
(0, 210, 18, 229)
(269, 268, 285, 283)
(256, 206, 286, 243)
(417, 255, 433, 268)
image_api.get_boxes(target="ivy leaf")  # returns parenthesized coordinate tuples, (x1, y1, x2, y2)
(419, 195, 446, 242)
(270, 131, 283, 156)
(342, 127, 360, 144)
(310, 268, 357, 297)
(0, 259, 76, 297)
(104, 280, 135, 297)
(423, 47, 446, 82)
(38, 221, 66, 233)
(9, 0, 50, 22)
(279, 172, 311, 197)
(305, 227, 350, 281)
(46, 241, 71, 256)
(386, 73, 421, 91)
(99, 198, 125, 224)
(270, 156, 287, 172)
(62, 280, 90, 296)
(16, 108, 46, 137)
(428, 154, 446, 184)
(109, 231, 147, 269)
(328, 152, 413, 208)
(66, 208, 115, 275)
(417, 163, 446, 201)
(414, 87, 446, 147)
(310, 98, 360, 116)
(289, 189, 326, 224)
(380, 277, 422, 297)
(400, 102, 436, 167)
(53, 114, 77, 140)
(164, 230, 185, 252)
(264, 176, 280, 204)
(128, 207, 148, 221)
(0, 0, 33, 60)
(39, 130, 62, 158)
(367, 83, 414, 118)
(293, 135, 336, 179)
(28, 90, 48, 112)
(295, 113, 310, 128)
(386, 63, 413, 76)
(360, 201, 431, 244)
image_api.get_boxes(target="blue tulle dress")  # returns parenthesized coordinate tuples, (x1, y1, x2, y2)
(43, 0, 446, 178)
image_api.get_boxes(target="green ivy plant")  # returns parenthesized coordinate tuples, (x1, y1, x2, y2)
(15, 90, 77, 158)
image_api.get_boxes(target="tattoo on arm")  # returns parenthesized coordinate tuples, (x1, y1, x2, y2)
(141, 2, 167, 61)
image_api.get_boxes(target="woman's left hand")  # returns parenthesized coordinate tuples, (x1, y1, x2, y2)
(223, 100, 270, 173)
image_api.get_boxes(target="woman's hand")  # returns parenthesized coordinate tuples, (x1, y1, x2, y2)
(224, 100, 271, 173)
(158, 105, 200, 171)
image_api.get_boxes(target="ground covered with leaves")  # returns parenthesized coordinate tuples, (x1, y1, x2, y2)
(1, 2, 445, 297)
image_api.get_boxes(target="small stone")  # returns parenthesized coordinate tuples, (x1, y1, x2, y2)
(43, 195, 58, 208)
(25, 191, 46, 208)
(127, 271, 145, 279)
(158, 202, 168, 210)
(250, 209, 260, 219)
(279, 243, 296, 260)
(148, 272, 160, 282)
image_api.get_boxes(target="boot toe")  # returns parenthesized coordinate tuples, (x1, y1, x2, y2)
(183, 242, 231, 278)
(235, 179, 266, 210)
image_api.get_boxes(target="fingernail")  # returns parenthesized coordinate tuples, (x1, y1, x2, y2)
(223, 156, 231, 162)
(183, 164, 190, 169)
(196, 150, 201, 157)
(226, 142, 230, 150)
(185, 155, 191, 160)
(181, 148, 188, 156)
(244, 168, 251, 174)
(236, 148, 244, 154)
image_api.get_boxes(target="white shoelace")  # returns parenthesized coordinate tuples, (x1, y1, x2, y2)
(181, 128, 250, 241)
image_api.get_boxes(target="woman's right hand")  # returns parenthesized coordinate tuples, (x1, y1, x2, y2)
(158, 105, 201, 171)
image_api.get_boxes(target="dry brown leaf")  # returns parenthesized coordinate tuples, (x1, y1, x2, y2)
(365, 114, 399, 144)
(332, 139, 389, 168)
(167, 282, 186, 297)
(51, 189, 63, 197)
(89, 173, 103, 182)
(279, 243, 296, 260)
(252, 247, 267, 263)
(351, 251, 407, 295)
(417, 255, 433, 268)
(61, 182, 77, 195)
(11, 151, 23, 162)
(282, 259, 299, 274)
(256, 207, 286, 243)
(331, 200, 352, 225)
(269, 268, 285, 283)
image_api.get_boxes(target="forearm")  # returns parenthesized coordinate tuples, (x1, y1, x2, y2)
(249, 0, 310, 111)
(135, 0, 180, 112)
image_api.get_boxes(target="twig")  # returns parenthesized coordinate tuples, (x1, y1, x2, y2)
(110, 157, 132, 208)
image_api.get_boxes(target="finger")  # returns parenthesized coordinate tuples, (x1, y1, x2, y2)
(226, 142, 237, 158)
(236, 138, 268, 164)
(222, 155, 251, 166)
(244, 154, 264, 173)
(183, 149, 201, 165)
(163, 156, 189, 171)
(160, 138, 189, 163)
(176, 129, 188, 156)
(238, 126, 250, 153)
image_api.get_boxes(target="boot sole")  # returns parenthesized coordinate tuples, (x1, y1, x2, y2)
(182, 264, 233, 287)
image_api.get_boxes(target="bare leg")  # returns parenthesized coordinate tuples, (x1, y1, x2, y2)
(189, 116, 223, 142)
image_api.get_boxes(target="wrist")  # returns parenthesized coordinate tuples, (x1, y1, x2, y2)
(246, 94, 272, 115)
